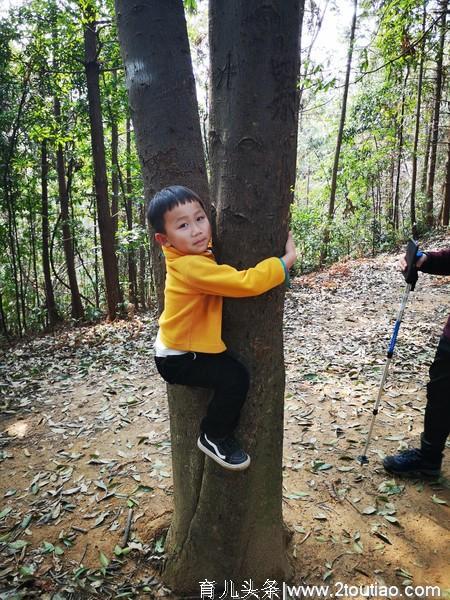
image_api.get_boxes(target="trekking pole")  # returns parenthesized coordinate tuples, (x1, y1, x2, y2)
(357, 239, 421, 466)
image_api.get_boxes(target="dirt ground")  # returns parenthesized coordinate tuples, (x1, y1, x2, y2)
(1, 239, 449, 599)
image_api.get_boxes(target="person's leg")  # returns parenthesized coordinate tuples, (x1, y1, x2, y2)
(383, 335, 450, 476)
(423, 335, 450, 454)
(154, 351, 250, 470)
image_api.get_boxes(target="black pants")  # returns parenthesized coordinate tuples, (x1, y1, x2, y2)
(424, 335, 450, 452)
(155, 351, 249, 438)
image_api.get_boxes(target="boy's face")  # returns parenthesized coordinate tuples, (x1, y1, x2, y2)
(155, 200, 211, 255)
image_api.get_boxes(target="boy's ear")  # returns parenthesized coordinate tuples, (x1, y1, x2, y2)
(155, 232, 170, 247)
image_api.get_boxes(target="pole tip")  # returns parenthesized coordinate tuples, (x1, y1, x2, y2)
(357, 455, 369, 465)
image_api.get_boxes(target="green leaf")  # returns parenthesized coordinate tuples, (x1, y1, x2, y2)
(384, 515, 400, 525)
(0, 507, 12, 520)
(42, 541, 55, 553)
(377, 480, 404, 496)
(8, 540, 28, 550)
(155, 535, 165, 554)
(19, 564, 35, 577)
(362, 506, 377, 515)
(284, 491, 310, 499)
(99, 551, 109, 567)
(20, 514, 32, 529)
(431, 495, 448, 505)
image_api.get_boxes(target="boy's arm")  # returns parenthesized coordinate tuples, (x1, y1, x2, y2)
(174, 255, 287, 298)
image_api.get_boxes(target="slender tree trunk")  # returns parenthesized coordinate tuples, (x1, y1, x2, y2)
(393, 69, 409, 231)
(421, 111, 432, 195)
(83, 1, 123, 320)
(54, 98, 85, 320)
(4, 185, 22, 336)
(138, 203, 147, 309)
(0, 291, 9, 340)
(111, 117, 119, 238)
(92, 199, 100, 309)
(410, 1, 426, 239)
(28, 190, 41, 324)
(425, 0, 447, 228)
(41, 140, 61, 327)
(442, 132, 450, 227)
(12, 194, 27, 332)
(321, 0, 357, 263)
(387, 156, 395, 226)
(125, 117, 138, 306)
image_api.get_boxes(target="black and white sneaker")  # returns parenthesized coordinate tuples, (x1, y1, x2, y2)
(197, 432, 250, 471)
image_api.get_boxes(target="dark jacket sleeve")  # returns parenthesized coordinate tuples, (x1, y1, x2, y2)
(420, 248, 450, 276)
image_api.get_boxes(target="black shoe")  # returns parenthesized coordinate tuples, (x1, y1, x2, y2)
(383, 448, 442, 477)
(197, 432, 250, 471)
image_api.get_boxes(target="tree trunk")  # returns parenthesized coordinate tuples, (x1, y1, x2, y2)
(125, 117, 138, 306)
(116, 0, 298, 591)
(169, 0, 300, 589)
(321, 0, 357, 263)
(115, 0, 209, 313)
(138, 203, 147, 310)
(54, 99, 85, 320)
(83, 1, 123, 320)
(410, 1, 426, 239)
(116, 5, 209, 587)
(393, 69, 409, 231)
(111, 118, 119, 239)
(421, 111, 432, 195)
(442, 131, 450, 227)
(425, 0, 447, 228)
(0, 290, 9, 340)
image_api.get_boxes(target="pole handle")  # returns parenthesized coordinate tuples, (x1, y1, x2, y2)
(403, 239, 419, 291)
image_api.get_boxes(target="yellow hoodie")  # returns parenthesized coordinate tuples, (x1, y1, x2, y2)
(158, 246, 287, 353)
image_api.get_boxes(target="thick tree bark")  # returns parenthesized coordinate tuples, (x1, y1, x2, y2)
(167, 0, 300, 589)
(115, 3, 210, 592)
(116, 0, 300, 592)
(321, 0, 357, 263)
(83, 2, 123, 320)
(115, 0, 209, 312)
(425, 0, 447, 228)
(54, 98, 85, 320)
(410, 1, 426, 239)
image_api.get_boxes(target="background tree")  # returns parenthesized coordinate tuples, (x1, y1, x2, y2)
(82, 0, 123, 319)
(321, 0, 358, 263)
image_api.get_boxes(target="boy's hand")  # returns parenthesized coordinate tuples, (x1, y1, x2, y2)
(282, 231, 297, 269)
(398, 252, 427, 272)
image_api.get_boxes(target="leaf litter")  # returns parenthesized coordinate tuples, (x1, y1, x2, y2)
(0, 234, 449, 597)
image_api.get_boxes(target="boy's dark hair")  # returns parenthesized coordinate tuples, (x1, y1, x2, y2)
(147, 185, 205, 233)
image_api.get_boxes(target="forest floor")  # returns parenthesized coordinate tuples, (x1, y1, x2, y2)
(1, 234, 450, 599)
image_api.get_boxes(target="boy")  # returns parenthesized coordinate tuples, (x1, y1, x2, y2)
(383, 246, 450, 477)
(147, 185, 297, 471)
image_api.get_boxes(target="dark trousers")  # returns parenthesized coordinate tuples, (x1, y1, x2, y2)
(424, 335, 450, 453)
(154, 351, 249, 438)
